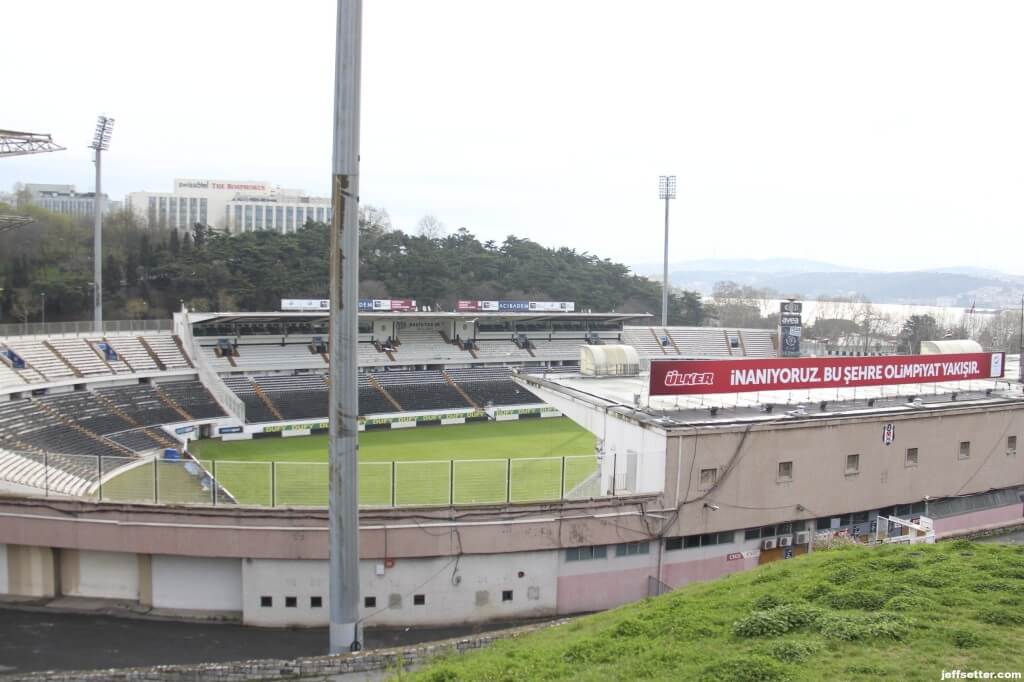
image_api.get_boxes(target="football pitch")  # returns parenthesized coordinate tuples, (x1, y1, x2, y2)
(106, 418, 598, 507)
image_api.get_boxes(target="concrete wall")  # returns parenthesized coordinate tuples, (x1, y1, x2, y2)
(151, 556, 241, 612)
(0, 543, 7, 594)
(242, 551, 559, 627)
(60, 550, 139, 600)
(5, 545, 55, 598)
(934, 503, 1023, 536)
(665, 404, 1024, 536)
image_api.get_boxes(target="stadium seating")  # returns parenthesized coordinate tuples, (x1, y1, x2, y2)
(47, 338, 112, 377)
(0, 338, 76, 381)
(390, 328, 473, 364)
(444, 367, 542, 406)
(373, 370, 471, 411)
(158, 380, 227, 420)
(104, 335, 161, 372)
(473, 339, 534, 360)
(0, 447, 97, 497)
(0, 399, 117, 457)
(528, 339, 586, 359)
(93, 384, 186, 427)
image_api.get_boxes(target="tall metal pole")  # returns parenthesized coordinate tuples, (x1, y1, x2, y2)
(328, 0, 362, 654)
(662, 196, 670, 327)
(93, 148, 103, 333)
(658, 176, 676, 327)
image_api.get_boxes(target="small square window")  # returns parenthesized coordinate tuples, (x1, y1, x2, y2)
(778, 522, 793, 535)
(683, 535, 701, 549)
(700, 533, 717, 547)
(905, 447, 918, 467)
(760, 525, 776, 538)
(717, 531, 735, 544)
(364, 596, 376, 608)
(1008, 436, 1017, 456)
(615, 542, 650, 557)
(285, 596, 297, 608)
(502, 590, 513, 602)
(744, 528, 760, 541)
(260, 596, 272, 608)
(846, 454, 860, 474)
(777, 461, 793, 481)
(816, 518, 831, 531)
(958, 441, 970, 460)
(665, 537, 683, 551)
(413, 594, 425, 606)
(699, 468, 717, 488)
(310, 596, 323, 608)
(852, 511, 869, 524)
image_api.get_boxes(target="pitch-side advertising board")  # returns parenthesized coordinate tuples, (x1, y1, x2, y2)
(649, 352, 1005, 396)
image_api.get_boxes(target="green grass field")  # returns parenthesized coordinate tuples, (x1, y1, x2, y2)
(103, 418, 598, 507)
(410, 540, 1024, 681)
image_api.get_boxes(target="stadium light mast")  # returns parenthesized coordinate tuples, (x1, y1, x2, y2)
(89, 115, 114, 334)
(658, 175, 676, 327)
(328, 0, 362, 654)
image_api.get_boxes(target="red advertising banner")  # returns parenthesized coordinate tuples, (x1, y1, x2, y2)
(388, 299, 417, 312)
(456, 300, 480, 312)
(649, 352, 1006, 396)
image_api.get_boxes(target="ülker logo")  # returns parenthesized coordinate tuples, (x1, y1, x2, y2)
(664, 370, 714, 387)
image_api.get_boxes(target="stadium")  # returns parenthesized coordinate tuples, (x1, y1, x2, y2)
(1, 304, 1021, 631)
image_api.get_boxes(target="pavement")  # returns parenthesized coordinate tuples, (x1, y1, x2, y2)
(0, 607, 541, 676)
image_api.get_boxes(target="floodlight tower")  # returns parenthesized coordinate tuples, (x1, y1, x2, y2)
(658, 175, 677, 327)
(89, 116, 114, 333)
(328, 0, 362, 654)
(0, 129, 65, 233)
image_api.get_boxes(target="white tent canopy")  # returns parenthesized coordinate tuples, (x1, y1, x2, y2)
(920, 339, 983, 355)
(580, 344, 640, 377)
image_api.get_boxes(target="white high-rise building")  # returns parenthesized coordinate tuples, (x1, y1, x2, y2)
(20, 183, 118, 218)
(125, 178, 331, 234)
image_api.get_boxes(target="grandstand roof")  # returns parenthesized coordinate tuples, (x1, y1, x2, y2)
(187, 310, 652, 327)
(517, 355, 1024, 431)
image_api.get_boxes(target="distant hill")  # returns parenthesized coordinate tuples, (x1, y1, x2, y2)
(633, 259, 1024, 307)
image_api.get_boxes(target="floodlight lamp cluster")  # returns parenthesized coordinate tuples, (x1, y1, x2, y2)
(658, 175, 677, 200)
(90, 116, 115, 151)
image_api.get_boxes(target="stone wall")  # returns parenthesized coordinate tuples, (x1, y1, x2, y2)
(1, 619, 570, 682)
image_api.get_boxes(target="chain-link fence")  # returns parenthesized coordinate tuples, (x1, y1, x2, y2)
(2, 451, 606, 508)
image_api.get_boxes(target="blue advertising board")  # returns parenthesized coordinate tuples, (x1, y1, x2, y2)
(498, 300, 529, 312)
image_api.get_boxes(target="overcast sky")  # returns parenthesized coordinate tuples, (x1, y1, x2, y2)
(4, 1, 1023, 273)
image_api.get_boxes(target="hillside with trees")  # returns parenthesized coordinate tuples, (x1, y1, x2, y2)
(0, 203, 705, 325)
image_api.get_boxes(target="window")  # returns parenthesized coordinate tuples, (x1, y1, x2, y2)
(413, 594, 425, 606)
(777, 461, 793, 481)
(744, 528, 760, 541)
(310, 596, 322, 608)
(816, 518, 831, 531)
(285, 596, 297, 608)
(364, 596, 376, 608)
(502, 590, 513, 602)
(255, 205, 264, 229)
(846, 454, 860, 474)
(260, 596, 272, 607)
(683, 535, 701, 549)
(760, 525, 776, 538)
(717, 531, 735, 545)
(852, 511, 869, 524)
(778, 522, 793, 535)
(728, 334, 740, 349)
(1008, 436, 1017, 456)
(792, 520, 806, 532)
(700, 468, 717, 488)
(665, 537, 683, 551)
(615, 542, 650, 557)
(911, 501, 926, 514)
(905, 447, 918, 467)
(671, 533, 734, 550)
(959, 441, 971, 460)
(566, 545, 607, 561)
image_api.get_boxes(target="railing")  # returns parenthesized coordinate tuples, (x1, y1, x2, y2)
(0, 319, 172, 339)
(0, 453, 603, 508)
(175, 313, 246, 423)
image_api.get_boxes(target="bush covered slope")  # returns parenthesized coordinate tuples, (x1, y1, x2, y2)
(410, 540, 1024, 681)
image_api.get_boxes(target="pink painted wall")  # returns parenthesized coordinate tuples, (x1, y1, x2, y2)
(556, 565, 651, 614)
(662, 553, 757, 587)
(934, 503, 1022, 536)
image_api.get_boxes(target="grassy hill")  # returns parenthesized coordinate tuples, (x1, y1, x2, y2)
(409, 540, 1024, 681)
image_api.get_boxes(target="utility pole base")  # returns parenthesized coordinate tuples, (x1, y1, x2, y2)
(329, 622, 360, 654)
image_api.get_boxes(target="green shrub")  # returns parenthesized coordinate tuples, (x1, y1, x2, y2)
(916, 572, 953, 588)
(826, 589, 888, 611)
(971, 580, 1015, 593)
(951, 630, 983, 649)
(752, 567, 791, 585)
(826, 565, 862, 585)
(700, 654, 790, 682)
(763, 640, 820, 663)
(886, 594, 933, 611)
(753, 594, 785, 610)
(612, 618, 649, 639)
(976, 608, 1024, 626)
(732, 604, 822, 637)
(817, 612, 909, 641)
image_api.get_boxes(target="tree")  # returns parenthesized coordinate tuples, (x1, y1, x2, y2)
(899, 314, 940, 354)
(416, 214, 446, 239)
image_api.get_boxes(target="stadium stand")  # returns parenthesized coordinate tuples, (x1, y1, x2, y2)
(621, 326, 776, 359)
(0, 447, 96, 497)
(473, 339, 534, 360)
(47, 338, 112, 377)
(254, 374, 327, 421)
(528, 339, 587, 358)
(104, 335, 161, 372)
(158, 380, 227, 420)
(444, 367, 542, 406)
(0, 398, 123, 457)
(373, 370, 472, 411)
(1, 338, 76, 381)
(93, 384, 187, 427)
(391, 328, 473, 363)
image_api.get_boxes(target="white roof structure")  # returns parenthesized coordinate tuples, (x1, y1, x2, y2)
(921, 339, 983, 354)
